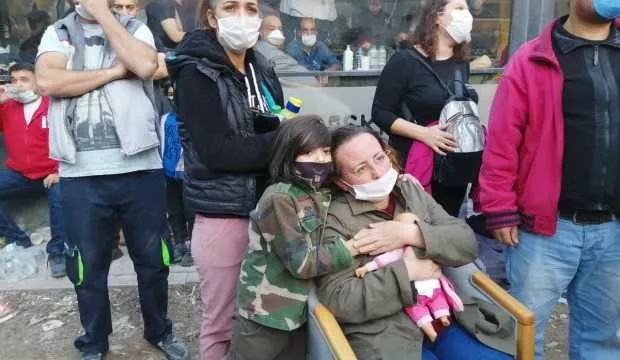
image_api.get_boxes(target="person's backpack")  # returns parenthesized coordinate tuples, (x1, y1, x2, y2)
(403, 50, 485, 186)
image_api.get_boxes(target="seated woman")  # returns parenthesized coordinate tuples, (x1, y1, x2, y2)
(316, 126, 513, 360)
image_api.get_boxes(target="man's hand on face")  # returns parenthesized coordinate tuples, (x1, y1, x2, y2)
(80, 0, 112, 20)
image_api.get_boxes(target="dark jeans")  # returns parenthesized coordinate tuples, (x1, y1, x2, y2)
(0, 169, 66, 255)
(61, 170, 172, 354)
(165, 177, 194, 244)
(431, 180, 468, 217)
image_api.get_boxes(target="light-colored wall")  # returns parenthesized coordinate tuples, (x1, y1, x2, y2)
(283, 84, 498, 127)
(0, 84, 498, 231)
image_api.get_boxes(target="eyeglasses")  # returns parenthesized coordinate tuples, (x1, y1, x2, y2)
(349, 150, 392, 177)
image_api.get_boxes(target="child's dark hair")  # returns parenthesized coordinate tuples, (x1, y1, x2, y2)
(269, 115, 330, 183)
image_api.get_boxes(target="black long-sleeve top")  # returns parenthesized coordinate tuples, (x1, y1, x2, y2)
(371, 47, 476, 160)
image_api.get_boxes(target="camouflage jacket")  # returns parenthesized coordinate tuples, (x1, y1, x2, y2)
(236, 181, 353, 331)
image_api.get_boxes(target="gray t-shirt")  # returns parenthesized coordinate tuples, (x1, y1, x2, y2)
(37, 23, 161, 178)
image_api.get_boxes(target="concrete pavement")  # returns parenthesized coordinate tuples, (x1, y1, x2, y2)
(0, 245, 198, 291)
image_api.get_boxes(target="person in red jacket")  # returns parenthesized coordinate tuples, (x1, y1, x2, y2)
(0, 62, 67, 278)
(477, 1, 620, 359)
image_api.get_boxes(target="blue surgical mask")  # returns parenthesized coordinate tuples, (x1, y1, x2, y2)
(594, 0, 620, 20)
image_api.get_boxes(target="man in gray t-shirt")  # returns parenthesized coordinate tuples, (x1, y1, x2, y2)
(35, 1, 188, 359)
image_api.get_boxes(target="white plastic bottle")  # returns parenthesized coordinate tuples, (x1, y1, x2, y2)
(361, 54, 370, 70)
(378, 45, 387, 69)
(368, 45, 378, 70)
(355, 47, 364, 70)
(343, 45, 354, 71)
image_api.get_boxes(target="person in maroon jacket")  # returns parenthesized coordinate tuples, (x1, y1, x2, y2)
(0, 62, 67, 278)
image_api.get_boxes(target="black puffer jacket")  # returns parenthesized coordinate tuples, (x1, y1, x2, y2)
(167, 30, 283, 216)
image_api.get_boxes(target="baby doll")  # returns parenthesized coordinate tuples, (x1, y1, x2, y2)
(355, 213, 464, 342)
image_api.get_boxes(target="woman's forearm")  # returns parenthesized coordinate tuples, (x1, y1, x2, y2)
(390, 118, 428, 142)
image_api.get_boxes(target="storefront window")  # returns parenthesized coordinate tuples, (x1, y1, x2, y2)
(260, 0, 513, 77)
(0, 0, 514, 80)
(555, 0, 570, 17)
(0, 0, 70, 81)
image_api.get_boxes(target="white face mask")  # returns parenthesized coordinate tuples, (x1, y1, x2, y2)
(266, 29, 285, 47)
(5, 84, 39, 104)
(348, 167, 398, 202)
(301, 34, 317, 47)
(216, 15, 261, 53)
(11, 89, 40, 104)
(75, 4, 96, 21)
(444, 9, 473, 44)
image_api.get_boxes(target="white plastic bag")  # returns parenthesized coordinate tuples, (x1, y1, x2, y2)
(0, 244, 45, 281)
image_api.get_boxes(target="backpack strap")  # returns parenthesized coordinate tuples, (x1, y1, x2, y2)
(400, 48, 454, 123)
(404, 48, 454, 96)
(454, 67, 464, 98)
(453, 66, 473, 99)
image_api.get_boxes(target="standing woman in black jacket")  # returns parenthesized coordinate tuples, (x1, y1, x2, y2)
(166, 0, 283, 358)
(371, 0, 477, 217)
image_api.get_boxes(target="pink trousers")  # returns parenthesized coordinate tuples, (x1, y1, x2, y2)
(404, 287, 451, 327)
(191, 215, 250, 360)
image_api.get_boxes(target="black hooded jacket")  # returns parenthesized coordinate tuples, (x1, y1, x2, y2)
(167, 30, 284, 216)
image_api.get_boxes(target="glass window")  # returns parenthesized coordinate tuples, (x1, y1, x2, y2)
(259, 0, 513, 76)
(1, 0, 60, 81)
(555, 0, 570, 17)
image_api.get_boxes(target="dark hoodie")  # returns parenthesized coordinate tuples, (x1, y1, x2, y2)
(167, 30, 284, 216)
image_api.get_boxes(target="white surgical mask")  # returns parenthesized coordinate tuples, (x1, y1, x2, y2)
(348, 167, 398, 202)
(75, 4, 96, 21)
(10, 89, 40, 104)
(266, 29, 285, 47)
(301, 34, 317, 47)
(216, 15, 261, 53)
(444, 9, 473, 44)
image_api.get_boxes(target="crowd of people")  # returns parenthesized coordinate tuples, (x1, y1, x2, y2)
(0, 0, 618, 360)
(1, 1, 506, 78)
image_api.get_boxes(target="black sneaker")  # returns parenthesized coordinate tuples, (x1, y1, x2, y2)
(16, 237, 32, 248)
(111, 247, 123, 261)
(48, 254, 66, 278)
(80, 352, 103, 360)
(180, 249, 194, 267)
(172, 242, 187, 264)
(155, 333, 189, 360)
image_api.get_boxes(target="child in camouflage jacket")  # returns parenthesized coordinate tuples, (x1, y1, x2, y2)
(228, 116, 358, 360)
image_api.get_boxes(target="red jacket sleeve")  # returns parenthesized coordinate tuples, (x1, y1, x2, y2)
(0, 101, 7, 131)
(477, 52, 529, 230)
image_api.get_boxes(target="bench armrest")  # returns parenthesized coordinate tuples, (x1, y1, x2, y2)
(313, 303, 357, 360)
(472, 271, 535, 360)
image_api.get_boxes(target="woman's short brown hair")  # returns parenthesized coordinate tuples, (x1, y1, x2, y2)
(411, 0, 470, 62)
